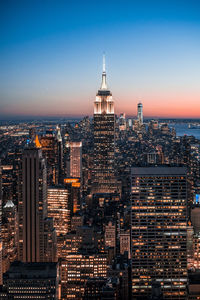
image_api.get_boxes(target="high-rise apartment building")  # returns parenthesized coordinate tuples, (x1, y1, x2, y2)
(131, 167, 188, 300)
(92, 56, 116, 194)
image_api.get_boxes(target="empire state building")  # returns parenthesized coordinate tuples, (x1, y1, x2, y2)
(92, 56, 117, 194)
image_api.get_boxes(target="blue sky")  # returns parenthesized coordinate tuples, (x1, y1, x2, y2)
(1, 0, 200, 117)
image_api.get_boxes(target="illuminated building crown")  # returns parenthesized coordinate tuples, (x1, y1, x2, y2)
(94, 55, 114, 114)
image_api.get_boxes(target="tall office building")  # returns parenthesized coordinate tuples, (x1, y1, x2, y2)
(18, 147, 46, 262)
(68, 141, 82, 178)
(137, 102, 143, 125)
(92, 56, 116, 194)
(18, 147, 56, 263)
(47, 187, 70, 236)
(131, 167, 187, 300)
(62, 253, 107, 299)
(47, 187, 70, 257)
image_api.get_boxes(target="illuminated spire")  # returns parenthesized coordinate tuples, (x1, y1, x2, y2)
(103, 53, 106, 73)
(100, 53, 107, 90)
(56, 126, 62, 142)
(35, 134, 42, 148)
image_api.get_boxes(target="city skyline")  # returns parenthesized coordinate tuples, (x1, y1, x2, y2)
(1, 0, 200, 119)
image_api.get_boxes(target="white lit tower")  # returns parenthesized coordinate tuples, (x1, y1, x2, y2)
(137, 102, 143, 125)
(92, 56, 116, 194)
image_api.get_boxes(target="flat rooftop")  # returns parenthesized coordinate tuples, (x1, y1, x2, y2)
(131, 167, 187, 176)
(4, 261, 58, 279)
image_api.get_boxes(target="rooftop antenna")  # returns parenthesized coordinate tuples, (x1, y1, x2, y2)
(103, 53, 106, 73)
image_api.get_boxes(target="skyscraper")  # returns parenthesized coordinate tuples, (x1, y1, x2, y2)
(92, 56, 116, 194)
(131, 167, 187, 299)
(18, 147, 56, 263)
(18, 147, 47, 262)
(137, 102, 143, 125)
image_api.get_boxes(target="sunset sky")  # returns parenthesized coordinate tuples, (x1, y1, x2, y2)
(1, 0, 200, 118)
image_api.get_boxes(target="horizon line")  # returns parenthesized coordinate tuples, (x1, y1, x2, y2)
(0, 114, 200, 121)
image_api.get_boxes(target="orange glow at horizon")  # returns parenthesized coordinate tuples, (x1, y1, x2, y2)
(1, 91, 200, 118)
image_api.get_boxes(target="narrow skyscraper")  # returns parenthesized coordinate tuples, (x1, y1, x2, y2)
(18, 147, 47, 262)
(92, 56, 116, 194)
(137, 102, 143, 125)
(18, 147, 57, 263)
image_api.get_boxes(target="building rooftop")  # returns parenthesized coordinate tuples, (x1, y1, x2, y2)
(131, 166, 187, 176)
(4, 261, 58, 280)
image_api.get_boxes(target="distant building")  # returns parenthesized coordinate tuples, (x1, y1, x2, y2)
(105, 221, 116, 249)
(71, 214, 84, 232)
(131, 167, 188, 299)
(120, 231, 131, 259)
(137, 102, 143, 125)
(68, 141, 82, 178)
(56, 126, 63, 184)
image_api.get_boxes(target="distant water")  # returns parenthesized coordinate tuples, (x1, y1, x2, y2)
(169, 123, 200, 140)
